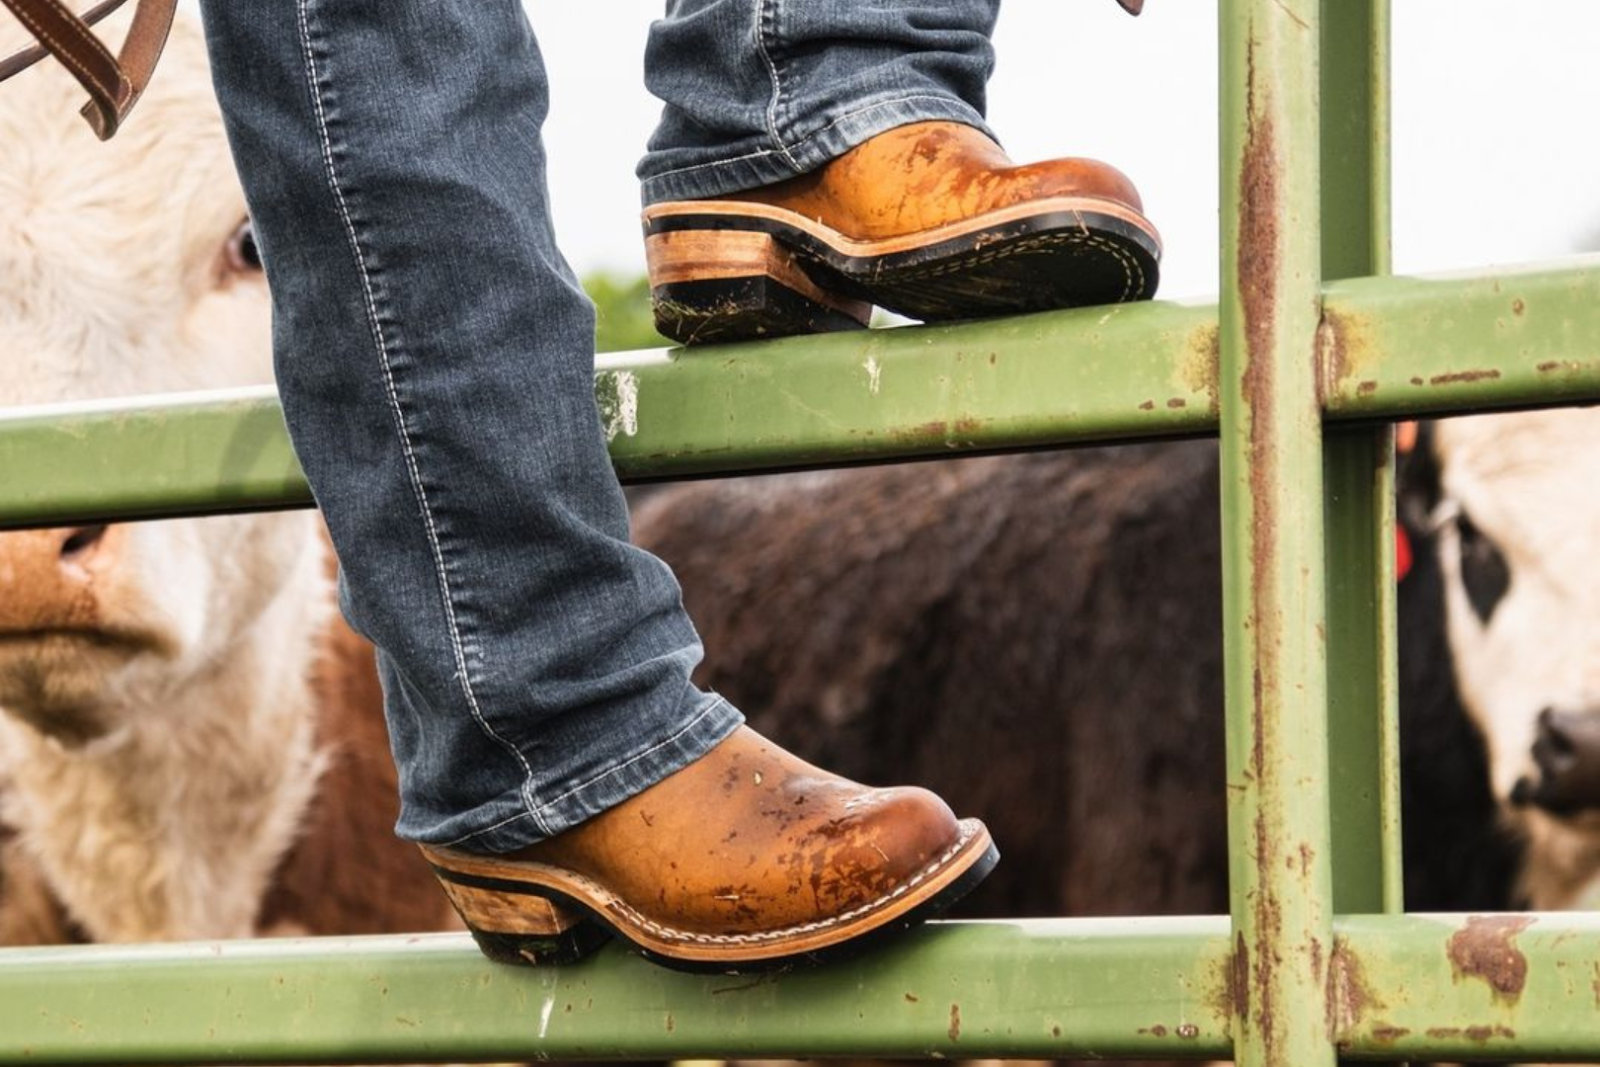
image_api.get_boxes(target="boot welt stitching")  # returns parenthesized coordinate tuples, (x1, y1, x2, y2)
(452, 821, 983, 948)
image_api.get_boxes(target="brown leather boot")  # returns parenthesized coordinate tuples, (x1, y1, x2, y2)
(420, 726, 996, 971)
(643, 121, 1161, 345)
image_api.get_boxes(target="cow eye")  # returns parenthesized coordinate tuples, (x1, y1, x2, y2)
(1455, 509, 1512, 625)
(225, 219, 262, 274)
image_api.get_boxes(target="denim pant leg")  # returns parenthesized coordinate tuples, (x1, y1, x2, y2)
(638, 0, 1002, 204)
(195, 0, 742, 852)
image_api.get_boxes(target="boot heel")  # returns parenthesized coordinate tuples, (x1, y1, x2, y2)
(430, 871, 608, 966)
(644, 224, 870, 345)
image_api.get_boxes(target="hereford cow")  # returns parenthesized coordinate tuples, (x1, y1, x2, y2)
(0, 15, 452, 945)
(1409, 409, 1600, 912)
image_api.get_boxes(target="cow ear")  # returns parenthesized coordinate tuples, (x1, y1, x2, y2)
(1396, 420, 1441, 538)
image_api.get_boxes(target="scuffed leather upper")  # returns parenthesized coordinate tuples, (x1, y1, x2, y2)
(725, 120, 1146, 242)
(511, 726, 963, 936)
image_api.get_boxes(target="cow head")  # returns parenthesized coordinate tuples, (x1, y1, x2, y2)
(1426, 409, 1600, 855)
(0, 15, 325, 748)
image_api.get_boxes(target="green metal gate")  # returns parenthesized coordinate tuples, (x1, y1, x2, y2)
(3, 1, 1599, 1063)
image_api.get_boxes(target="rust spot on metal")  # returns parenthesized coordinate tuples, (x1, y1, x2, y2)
(1167, 398, 1187, 409)
(1357, 380, 1377, 396)
(1428, 369, 1502, 387)
(1176, 1023, 1200, 1039)
(1238, 47, 1282, 979)
(1464, 1024, 1515, 1042)
(1140, 399, 1156, 411)
(1448, 914, 1534, 1004)
(1369, 1024, 1411, 1043)
(1429, 1024, 1515, 1042)
(953, 417, 984, 435)
(1181, 322, 1221, 412)
(1326, 936, 1384, 1035)
(1409, 376, 1425, 386)
(948, 1003, 962, 1042)
(1512, 298, 1526, 316)
(1316, 307, 1377, 405)
(1538, 360, 1562, 373)
(1142, 1024, 1169, 1037)
(1225, 931, 1250, 1019)
(1051, 1024, 1062, 1039)
(904, 992, 919, 1003)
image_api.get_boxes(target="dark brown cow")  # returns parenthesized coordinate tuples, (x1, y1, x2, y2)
(631, 438, 1520, 1067)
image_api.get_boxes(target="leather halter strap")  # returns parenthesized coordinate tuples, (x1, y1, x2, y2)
(0, 0, 177, 140)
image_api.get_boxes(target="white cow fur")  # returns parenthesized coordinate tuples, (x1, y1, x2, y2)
(1433, 407, 1600, 910)
(0, 15, 335, 941)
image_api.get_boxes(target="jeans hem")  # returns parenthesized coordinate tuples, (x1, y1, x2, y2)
(639, 95, 994, 205)
(435, 692, 745, 853)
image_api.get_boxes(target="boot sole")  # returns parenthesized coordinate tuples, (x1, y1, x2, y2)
(643, 197, 1161, 345)
(422, 818, 997, 973)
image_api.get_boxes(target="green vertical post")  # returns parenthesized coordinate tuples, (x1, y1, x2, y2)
(1219, 1, 1337, 1065)
(1320, 0, 1405, 918)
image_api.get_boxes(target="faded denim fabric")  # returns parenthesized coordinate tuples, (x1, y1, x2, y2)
(195, 0, 995, 852)
(640, 0, 1000, 203)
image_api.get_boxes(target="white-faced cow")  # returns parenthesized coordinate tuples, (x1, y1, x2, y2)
(0, 15, 452, 945)
(1409, 409, 1600, 912)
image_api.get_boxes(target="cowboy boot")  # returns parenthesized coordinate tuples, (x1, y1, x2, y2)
(643, 121, 1160, 345)
(421, 726, 997, 971)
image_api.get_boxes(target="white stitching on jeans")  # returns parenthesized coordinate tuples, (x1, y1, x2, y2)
(529, 696, 732, 817)
(294, 0, 547, 837)
(753, 0, 800, 172)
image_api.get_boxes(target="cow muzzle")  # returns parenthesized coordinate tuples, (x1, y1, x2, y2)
(1511, 708, 1600, 815)
(0, 525, 113, 633)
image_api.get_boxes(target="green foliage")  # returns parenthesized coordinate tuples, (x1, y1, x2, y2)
(584, 272, 669, 353)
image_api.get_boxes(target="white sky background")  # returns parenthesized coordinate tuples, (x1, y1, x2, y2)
(534, 0, 1600, 300)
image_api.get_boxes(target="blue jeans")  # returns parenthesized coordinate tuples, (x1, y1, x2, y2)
(196, 0, 999, 852)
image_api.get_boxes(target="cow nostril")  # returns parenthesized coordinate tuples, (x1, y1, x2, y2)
(1539, 710, 1577, 757)
(59, 525, 108, 560)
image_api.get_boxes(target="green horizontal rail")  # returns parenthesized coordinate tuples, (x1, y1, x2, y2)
(1333, 913, 1600, 1062)
(0, 919, 1235, 1064)
(2, 913, 1595, 1064)
(0, 257, 1595, 529)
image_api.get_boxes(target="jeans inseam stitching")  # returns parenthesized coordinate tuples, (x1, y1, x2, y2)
(294, 0, 549, 839)
(643, 93, 978, 186)
(752, 0, 800, 172)
(529, 696, 731, 818)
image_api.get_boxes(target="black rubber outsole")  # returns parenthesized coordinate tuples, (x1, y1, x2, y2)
(648, 209, 1160, 345)
(652, 273, 868, 346)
